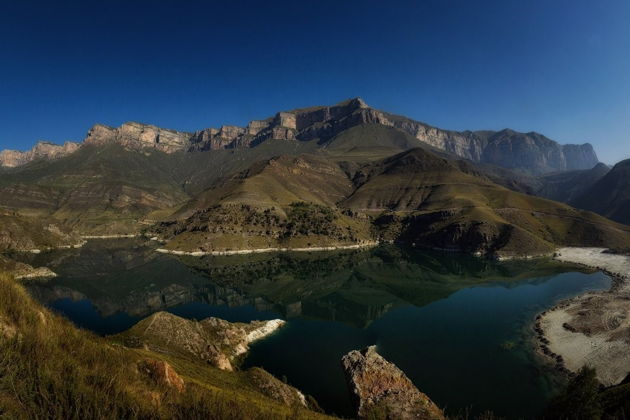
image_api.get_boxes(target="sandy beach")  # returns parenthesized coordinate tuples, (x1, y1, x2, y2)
(537, 247, 630, 385)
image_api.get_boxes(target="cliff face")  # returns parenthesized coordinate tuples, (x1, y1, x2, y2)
(0, 141, 81, 167)
(478, 130, 598, 174)
(0, 98, 599, 174)
(84, 122, 191, 153)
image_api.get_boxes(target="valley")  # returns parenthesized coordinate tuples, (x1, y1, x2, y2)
(2, 98, 630, 419)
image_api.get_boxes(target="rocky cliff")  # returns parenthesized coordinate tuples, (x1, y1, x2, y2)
(0, 98, 599, 174)
(0, 141, 80, 167)
(477, 129, 598, 174)
(341, 346, 445, 420)
(84, 122, 191, 153)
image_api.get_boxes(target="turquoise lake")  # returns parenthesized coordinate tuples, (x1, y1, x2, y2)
(15, 239, 611, 419)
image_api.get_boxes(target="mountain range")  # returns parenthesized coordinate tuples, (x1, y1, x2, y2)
(1, 98, 598, 174)
(0, 98, 628, 258)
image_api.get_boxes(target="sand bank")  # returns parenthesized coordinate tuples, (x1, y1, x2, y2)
(536, 247, 630, 386)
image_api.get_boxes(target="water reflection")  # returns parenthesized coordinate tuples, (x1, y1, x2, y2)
(18, 238, 581, 329)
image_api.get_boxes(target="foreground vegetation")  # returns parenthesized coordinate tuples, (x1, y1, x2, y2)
(547, 367, 630, 420)
(0, 273, 332, 419)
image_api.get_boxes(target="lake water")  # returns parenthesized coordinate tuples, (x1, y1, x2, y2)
(15, 239, 611, 419)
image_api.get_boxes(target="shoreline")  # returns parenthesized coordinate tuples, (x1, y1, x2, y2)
(80, 234, 138, 239)
(534, 247, 630, 386)
(155, 241, 379, 256)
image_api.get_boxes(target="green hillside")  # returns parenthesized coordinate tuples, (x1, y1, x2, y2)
(0, 272, 333, 419)
(343, 148, 630, 257)
(0, 141, 322, 234)
(573, 159, 630, 225)
(0, 121, 628, 257)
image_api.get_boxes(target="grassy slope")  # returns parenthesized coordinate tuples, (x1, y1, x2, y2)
(343, 148, 630, 257)
(0, 140, 322, 234)
(573, 159, 630, 225)
(0, 145, 190, 233)
(154, 127, 630, 256)
(1, 123, 628, 256)
(0, 272, 332, 419)
(0, 211, 79, 251)
(174, 154, 354, 217)
(536, 163, 610, 204)
(156, 155, 373, 252)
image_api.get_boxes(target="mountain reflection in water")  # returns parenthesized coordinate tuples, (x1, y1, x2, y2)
(18, 238, 579, 330)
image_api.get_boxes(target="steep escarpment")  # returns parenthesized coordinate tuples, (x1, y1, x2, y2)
(342, 346, 445, 420)
(84, 122, 191, 153)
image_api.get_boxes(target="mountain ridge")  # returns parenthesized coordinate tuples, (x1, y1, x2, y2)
(572, 159, 630, 225)
(0, 98, 599, 175)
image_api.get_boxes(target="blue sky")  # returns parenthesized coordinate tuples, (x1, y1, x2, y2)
(1, 0, 629, 164)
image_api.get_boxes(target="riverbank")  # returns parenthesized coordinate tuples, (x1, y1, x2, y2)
(536, 247, 630, 386)
(155, 241, 379, 256)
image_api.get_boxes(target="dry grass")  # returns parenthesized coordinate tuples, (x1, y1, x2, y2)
(0, 273, 333, 419)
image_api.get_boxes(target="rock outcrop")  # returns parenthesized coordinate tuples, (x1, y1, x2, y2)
(138, 359, 185, 393)
(117, 311, 285, 371)
(341, 346, 445, 420)
(0, 141, 81, 167)
(247, 367, 307, 408)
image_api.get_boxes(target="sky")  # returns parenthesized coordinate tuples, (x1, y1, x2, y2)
(1, 0, 630, 164)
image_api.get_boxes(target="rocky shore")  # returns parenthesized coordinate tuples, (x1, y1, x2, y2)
(535, 247, 630, 386)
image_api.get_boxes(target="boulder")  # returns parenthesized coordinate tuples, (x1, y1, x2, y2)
(138, 359, 185, 393)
